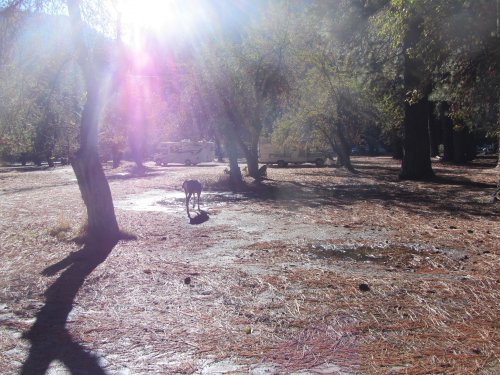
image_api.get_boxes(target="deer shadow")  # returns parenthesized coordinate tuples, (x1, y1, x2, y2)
(21, 237, 117, 375)
(188, 210, 210, 225)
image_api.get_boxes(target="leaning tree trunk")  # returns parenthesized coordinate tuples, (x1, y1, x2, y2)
(67, 0, 120, 241)
(72, 149, 119, 241)
(71, 78, 119, 241)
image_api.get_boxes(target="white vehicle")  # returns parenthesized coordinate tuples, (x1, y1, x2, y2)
(154, 141, 215, 166)
(259, 138, 329, 167)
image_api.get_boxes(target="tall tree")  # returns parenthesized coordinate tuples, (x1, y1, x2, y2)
(2, 0, 124, 240)
(183, 1, 292, 182)
(65, 0, 120, 241)
(428, 0, 500, 165)
(399, 11, 434, 179)
(272, 1, 380, 171)
(371, 0, 499, 172)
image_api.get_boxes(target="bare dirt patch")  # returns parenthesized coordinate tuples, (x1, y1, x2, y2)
(0, 157, 498, 374)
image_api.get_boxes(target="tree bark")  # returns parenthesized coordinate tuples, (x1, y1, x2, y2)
(238, 137, 260, 179)
(319, 120, 355, 172)
(335, 127, 355, 172)
(429, 103, 441, 157)
(72, 149, 119, 240)
(225, 139, 243, 187)
(67, 0, 120, 241)
(399, 15, 434, 180)
(452, 125, 468, 164)
(390, 131, 404, 159)
(400, 99, 434, 179)
(246, 151, 260, 179)
(219, 91, 264, 180)
(112, 148, 122, 169)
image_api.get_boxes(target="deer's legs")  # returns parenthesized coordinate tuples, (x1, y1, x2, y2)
(186, 192, 192, 214)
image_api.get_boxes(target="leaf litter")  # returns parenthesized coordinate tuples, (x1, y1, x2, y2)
(0, 157, 498, 374)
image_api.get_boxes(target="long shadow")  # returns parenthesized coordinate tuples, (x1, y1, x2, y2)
(1, 180, 78, 196)
(263, 175, 499, 218)
(430, 175, 496, 189)
(21, 237, 117, 375)
(0, 165, 54, 173)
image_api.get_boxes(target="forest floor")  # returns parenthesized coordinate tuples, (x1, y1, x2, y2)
(0, 156, 499, 374)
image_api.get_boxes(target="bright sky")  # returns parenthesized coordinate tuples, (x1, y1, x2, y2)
(114, 0, 212, 46)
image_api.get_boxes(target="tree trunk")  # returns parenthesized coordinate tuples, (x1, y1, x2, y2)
(441, 110, 454, 162)
(220, 95, 263, 181)
(399, 15, 434, 180)
(452, 124, 468, 164)
(214, 136, 224, 162)
(46, 151, 55, 167)
(400, 99, 434, 179)
(246, 152, 260, 179)
(128, 127, 145, 172)
(111, 144, 122, 169)
(333, 127, 355, 172)
(225, 139, 242, 187)
(429, 103, 440, 157)
(327, 137, 354, 171)
(234, 130, 260, 180)
(72, 149, 119, 241)
(240, 116, 262, 179)
(321, 124, 355, 172)
(390, 132, 404, 159)
(67, 0, 120, 241)
(241, 141, 260, 179)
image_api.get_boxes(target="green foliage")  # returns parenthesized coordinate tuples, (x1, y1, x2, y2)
(372, 0, 499, 136)
(0, 11, 83, 162)
(1, 0, 498, 168)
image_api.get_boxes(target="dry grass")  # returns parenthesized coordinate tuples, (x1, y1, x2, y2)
(0, 157, 498, 374)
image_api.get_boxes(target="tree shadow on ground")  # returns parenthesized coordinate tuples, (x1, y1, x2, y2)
(0, 165, 54, 173)
(268, 161, 499, 218)
(21, 238, 118, 375)
(278, 176, 498, 217)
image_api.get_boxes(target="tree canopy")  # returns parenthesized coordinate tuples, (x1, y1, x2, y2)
(1, 0, 498, 175)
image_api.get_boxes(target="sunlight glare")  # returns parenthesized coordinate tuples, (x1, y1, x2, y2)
(117, 0, 205, 45)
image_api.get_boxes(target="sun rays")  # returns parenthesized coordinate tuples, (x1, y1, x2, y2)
(115, 0, 209, 48)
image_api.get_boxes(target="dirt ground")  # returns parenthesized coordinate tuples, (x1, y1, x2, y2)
(0, 156, 499, 374)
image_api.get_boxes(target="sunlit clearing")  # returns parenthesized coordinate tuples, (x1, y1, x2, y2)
(117, 0, 207, 46)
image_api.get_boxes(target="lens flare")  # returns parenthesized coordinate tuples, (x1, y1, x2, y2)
(116, 0, 205, 47)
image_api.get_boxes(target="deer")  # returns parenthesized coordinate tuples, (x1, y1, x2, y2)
(182, 179, 202, 215)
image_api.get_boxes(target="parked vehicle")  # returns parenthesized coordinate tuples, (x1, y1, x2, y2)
(154, 141, 215, 166)
(258, 138, 329, 167)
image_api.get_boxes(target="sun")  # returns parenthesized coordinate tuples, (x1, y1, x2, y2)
(115, 0, 206, 44)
